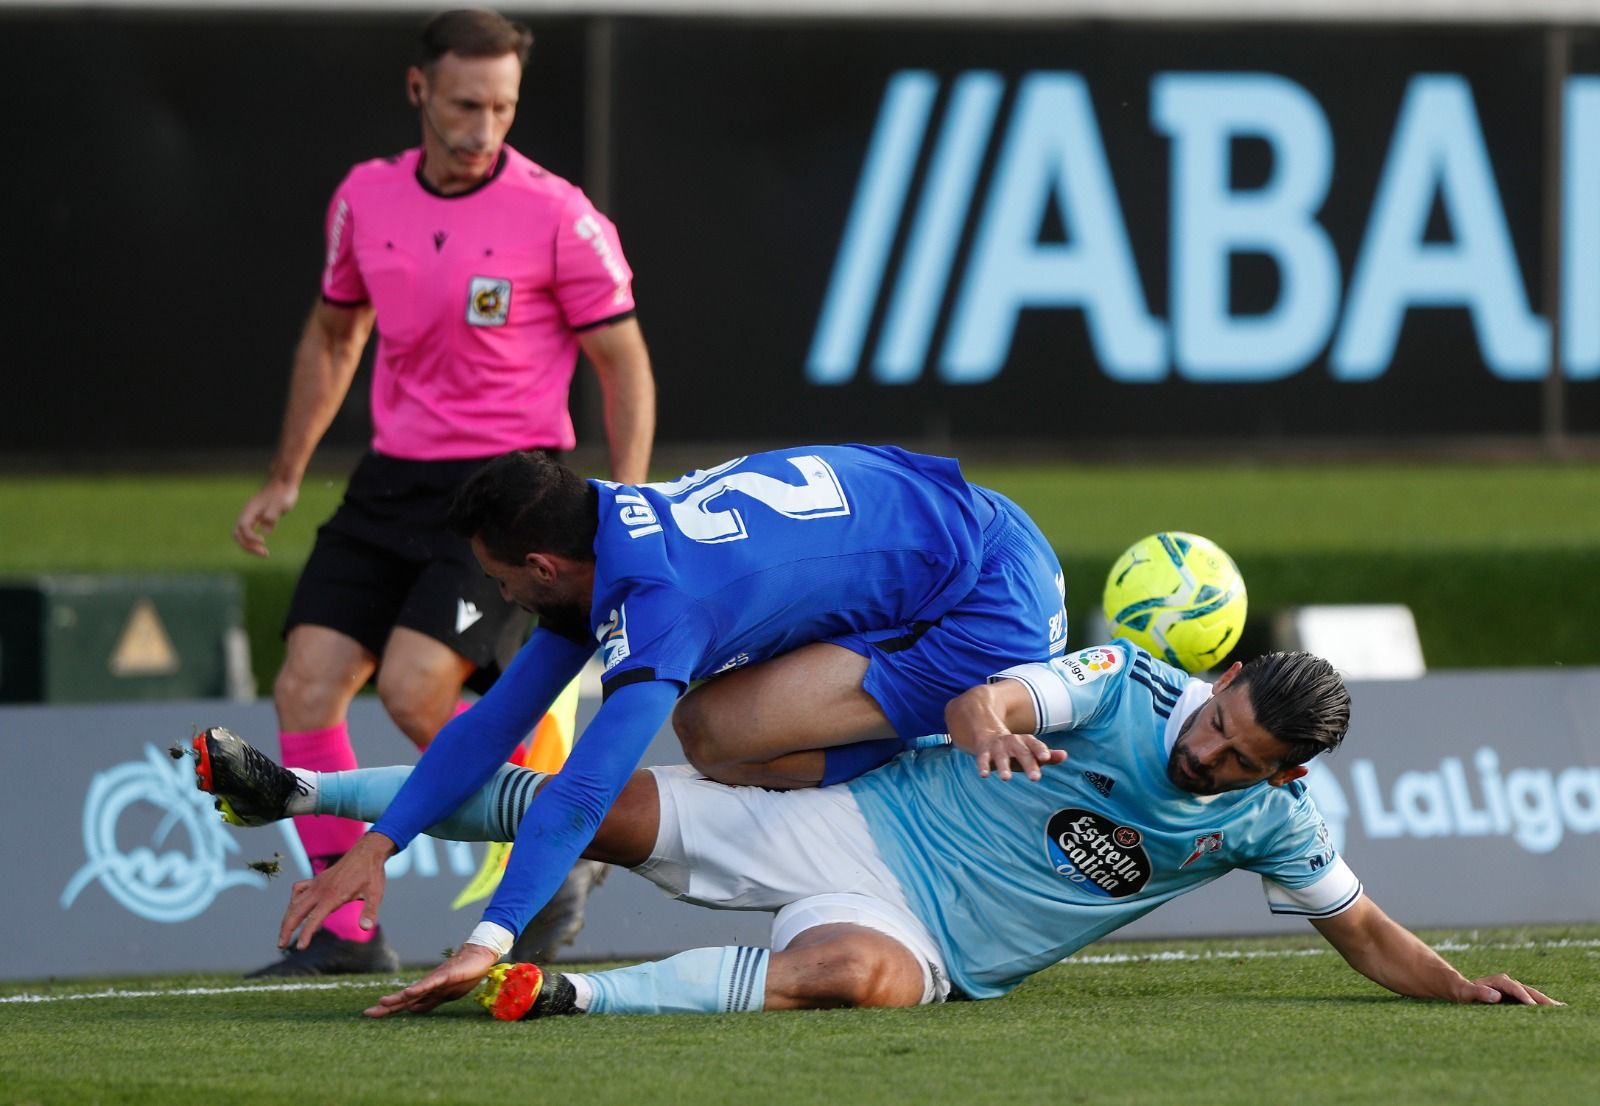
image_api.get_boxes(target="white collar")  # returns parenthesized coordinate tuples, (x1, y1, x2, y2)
(1163, 679, 1223, 804)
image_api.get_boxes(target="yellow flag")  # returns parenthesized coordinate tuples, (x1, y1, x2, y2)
(452, 676, 581, 910)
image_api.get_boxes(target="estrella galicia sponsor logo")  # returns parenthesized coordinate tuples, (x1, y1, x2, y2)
(61, 745, 267, 923)
(596, 605, 632, 671)
(1044, 808, 1151, 898)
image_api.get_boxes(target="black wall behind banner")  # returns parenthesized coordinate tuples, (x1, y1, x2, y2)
(3, 12, 1596, 462)
(2, 10, 586, 461)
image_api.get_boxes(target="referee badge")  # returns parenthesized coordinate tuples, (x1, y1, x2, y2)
(467, 276, 512, 326)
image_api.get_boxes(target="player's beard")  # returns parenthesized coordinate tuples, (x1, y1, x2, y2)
(1166, 710, 1212, 793)
(1166, 744, 1211, 793)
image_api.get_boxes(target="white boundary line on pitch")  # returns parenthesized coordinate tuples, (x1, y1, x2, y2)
(1059, 936, 1600, 967)
(4, 937, 1596, 1005)
(0, 978, 401, 1005)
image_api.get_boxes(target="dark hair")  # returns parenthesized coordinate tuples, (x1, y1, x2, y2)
(1236, 651, 1351, 766)
(419, 9, 533, 70)
(448, 451, 598, 563)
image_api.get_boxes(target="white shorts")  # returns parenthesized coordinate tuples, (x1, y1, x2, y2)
(634, 765, 952, 1004)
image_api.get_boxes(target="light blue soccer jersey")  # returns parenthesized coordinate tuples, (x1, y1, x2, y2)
(848, 641, 1362, 1000)
(586, 445, 993, 691)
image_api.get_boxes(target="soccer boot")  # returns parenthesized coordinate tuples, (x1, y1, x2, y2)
(245, 926, 401, 979)
(188, 725, 305, 827)
(508, 859, 610, 963)
(478, 962, 581, 1021)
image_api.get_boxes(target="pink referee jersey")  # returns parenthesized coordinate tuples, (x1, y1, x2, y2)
(321, 145, 636, 461)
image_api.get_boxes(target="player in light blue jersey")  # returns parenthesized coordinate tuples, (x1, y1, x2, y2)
(262, 445, 1067, 1011)
(196, 644, 1558, 1017)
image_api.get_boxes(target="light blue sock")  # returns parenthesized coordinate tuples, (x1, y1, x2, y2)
(574, 946, 769, 1014)
(316, 764, 545, 842)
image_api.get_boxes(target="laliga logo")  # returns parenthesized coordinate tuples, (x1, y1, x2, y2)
(60, 744, 266, 923)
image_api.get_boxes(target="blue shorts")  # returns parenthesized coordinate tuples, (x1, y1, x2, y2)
(829, 490, 1067, 740)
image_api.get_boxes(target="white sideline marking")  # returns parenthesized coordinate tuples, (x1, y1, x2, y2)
(1059, 936, 1600, 967)
(5, 937, 1595, 1005)
(0, 979, 399, 1005)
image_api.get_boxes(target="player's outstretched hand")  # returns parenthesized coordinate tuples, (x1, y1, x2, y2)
(1464, 973, 1564, 1006)
(233, 479, 299, 557)
(969, 731, 1068, 781)
(365, 943, 500, 1018)
(944, 680, 1067, 781)
(278, 831, 395, 951)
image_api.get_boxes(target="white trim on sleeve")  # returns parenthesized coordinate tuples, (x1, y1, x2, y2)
(990, 662, 1071, 733)
(465, 921, 517, 959)
(1261, 856, 1364, 919)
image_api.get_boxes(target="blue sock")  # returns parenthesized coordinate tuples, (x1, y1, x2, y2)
(575, 946, 769, 1014)
(317, 764, 545, 842)
(821, 738, 906, 786)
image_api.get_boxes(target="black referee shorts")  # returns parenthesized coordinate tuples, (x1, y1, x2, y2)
(285, 450, 549, 692)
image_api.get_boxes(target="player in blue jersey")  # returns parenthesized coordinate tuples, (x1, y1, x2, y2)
(260, 445, 1068, 1007)
(193, 644, 1558, 1016)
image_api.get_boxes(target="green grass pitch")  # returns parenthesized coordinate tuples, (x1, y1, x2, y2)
(2, 927, 1594, 1106)
(4, 460, 1598, 573)
(4, 458, 1600, 677)
(1, 465, 1596, 1101)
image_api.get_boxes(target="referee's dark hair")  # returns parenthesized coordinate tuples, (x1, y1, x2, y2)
(419, 9, 534, 70)
(449, 451, 599, 564)
(1236, 651, 1351, 766)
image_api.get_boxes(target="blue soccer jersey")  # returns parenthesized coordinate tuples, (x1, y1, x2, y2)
(848, 641, 1362, 1000)
(587, 445, 993, 691)
(376, 443, 1066, 943)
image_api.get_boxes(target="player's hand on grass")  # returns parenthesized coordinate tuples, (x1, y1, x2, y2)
(233, 478, 300, 557)
(278, 831, 395, 950)
(364, 942, 500, 1018)
(1464, 973, 1563, 1005)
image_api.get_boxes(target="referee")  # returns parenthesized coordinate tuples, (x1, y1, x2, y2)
(232, 8, 654, 976)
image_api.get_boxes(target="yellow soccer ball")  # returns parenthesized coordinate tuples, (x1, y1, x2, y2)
(1102, 532, 1247, 673)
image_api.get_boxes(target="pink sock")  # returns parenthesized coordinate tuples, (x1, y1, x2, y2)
(281, 723, 372, 944)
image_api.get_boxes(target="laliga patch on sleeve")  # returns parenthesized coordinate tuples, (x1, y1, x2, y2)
(466, 276, 512, 326)
(1061, 645, 1124, 685)
(596, 604, 632, 671)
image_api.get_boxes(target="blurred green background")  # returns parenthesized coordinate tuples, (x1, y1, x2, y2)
(3, 459, 1597, 691)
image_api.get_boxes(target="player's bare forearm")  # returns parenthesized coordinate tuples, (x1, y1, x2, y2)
(1312, 896, 1561, 1004)
(234, 302, 374, 554)
(944, 680, 1065, 780)
(945, 680, 1040, 749)
(581, 317, 655, 483)
(268, 300, 375, 484)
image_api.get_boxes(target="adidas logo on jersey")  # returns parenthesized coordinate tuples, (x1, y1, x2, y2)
(1083, 770, 1116, 797)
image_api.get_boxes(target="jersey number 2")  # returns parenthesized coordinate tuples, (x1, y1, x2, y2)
(650, 455, 851, 544)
